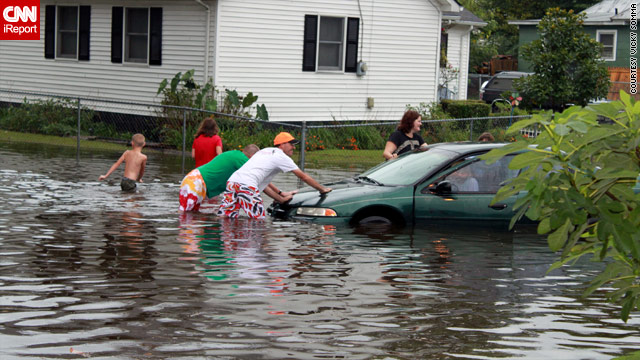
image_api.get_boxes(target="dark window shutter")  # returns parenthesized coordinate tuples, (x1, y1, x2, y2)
(44, 5, 55, 59)
(149, 8, 163, 65)
(78, 6, 91, 61)
(302, 15, 318, 71)
(345, 17, 359, 72)
(111, 7, 123, 63)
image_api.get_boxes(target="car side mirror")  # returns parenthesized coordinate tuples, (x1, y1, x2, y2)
(435, 180, 453, 194)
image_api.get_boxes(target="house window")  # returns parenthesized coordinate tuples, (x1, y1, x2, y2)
(303, 15, 359, 73)
(111, 7, 162, 65)
(597, 30, 616, 61)
(125, 8, 149, 63)
(318, 17, 344, 70)
(440, 31, 449, 67)
(57, 6, 78, 59)
(44, 5, 90, 60)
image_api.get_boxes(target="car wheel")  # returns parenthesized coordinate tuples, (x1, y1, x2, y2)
(358, 215, 392, 225)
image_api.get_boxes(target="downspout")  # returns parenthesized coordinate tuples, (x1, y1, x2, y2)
(460, 25, 474, 100)
(195, 0, 211, 81)
(427, 0, 443, 102)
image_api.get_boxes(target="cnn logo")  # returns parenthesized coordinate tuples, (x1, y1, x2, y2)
(1, 1, 40, 40)
(4, 6, 37, 22)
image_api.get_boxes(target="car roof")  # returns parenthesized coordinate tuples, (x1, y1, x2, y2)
(493, 71, 531, 78)
(428, 142, 507, 155)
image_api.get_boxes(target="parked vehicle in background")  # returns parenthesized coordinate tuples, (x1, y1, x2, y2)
(480, 71, 531, 104)
(268, 143, 527, 227)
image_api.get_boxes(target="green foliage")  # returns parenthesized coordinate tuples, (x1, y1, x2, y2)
(0, 98, 122, 139)
(459, 0, 600, 73)
(441, 100, 491, 118)
(517, 8, 610, 111)
(481, 92, 640, 321)
(156, 70, 270, 146)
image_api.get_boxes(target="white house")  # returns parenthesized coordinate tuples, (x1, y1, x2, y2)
(0, 0, 483, 122)
(441, 8, 486, 100)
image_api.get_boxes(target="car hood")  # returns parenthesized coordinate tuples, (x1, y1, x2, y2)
(285, 179, 400, 208)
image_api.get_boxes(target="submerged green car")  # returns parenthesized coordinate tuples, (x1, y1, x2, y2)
(269, 143, 526, 226)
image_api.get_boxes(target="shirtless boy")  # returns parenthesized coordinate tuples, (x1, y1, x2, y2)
(99, 133, 147, 192)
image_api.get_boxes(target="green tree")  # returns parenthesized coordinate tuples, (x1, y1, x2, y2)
(459, 0, 600, 73)
(481, 92, 640, 321)
(516, 8, 609, 110)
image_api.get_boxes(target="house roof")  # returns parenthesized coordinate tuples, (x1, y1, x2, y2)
(583, 0, 633, 22)
(442, 9, 487, 27)
(509, 0, 631, 26)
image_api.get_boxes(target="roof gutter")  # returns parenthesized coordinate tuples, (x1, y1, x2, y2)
(194, 0, 211, 82)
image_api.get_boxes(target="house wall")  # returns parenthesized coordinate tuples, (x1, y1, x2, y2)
(585, 25, 629, 68)
(445, 25, 470, 100)
(516, 25, 537, 72)
(0, 0, 216, 107)
(215, 0, 442, 122)
(517, 24, 629, 71)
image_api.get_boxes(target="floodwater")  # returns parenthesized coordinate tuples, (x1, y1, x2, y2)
(1, 141, 639, 359)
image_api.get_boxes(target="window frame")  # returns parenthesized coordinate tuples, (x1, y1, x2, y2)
(123, 7, 150, 64)
(55, 5, 79, 60)
(596, 29, 617, 61)
(316, 15, 346, 72)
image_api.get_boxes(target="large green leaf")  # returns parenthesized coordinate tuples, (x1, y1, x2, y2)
(242, 92, 258, 108)
(548, 218, 571, 251)
(157, 79, 168, 95)
(508, 151, 550, 170)
(507, 115, 543, 134)
(256, 104, 269, 121)
(594, 169, 640, 180)
(170, 72, 182, 93)
(566, 120, 589, 133)
(553, 123, 570, 136)
(480, 141, 531, 164)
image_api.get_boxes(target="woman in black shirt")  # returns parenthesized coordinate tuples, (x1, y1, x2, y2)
(383, 110, 428, 160)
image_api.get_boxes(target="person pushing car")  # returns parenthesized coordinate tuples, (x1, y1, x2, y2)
(217, 132, 332, 219)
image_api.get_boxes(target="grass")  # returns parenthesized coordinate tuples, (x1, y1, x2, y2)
(0, 130, 128, 152)
(0, 130, 384, 169)
(295, 149, 382, 169)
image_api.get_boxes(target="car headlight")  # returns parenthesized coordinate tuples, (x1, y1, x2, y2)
(296, 207, 337, 217)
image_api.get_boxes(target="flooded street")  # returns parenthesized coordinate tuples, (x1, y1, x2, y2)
(1, 141, 639, 359)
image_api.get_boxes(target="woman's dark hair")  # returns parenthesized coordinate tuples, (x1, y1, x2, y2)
(195, 117, 219, 137)
(477, 132, 495, 142)
(397, 110, 421, 133)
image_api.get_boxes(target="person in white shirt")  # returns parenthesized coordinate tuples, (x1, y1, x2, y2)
(217, 132, 332, 219)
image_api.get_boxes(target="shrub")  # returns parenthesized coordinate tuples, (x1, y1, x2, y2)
(0, 98, 121, 139)
(441, 99, 491, 118)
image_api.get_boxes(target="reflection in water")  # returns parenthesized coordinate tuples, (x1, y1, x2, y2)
(100, 207, 158, 282)
(0, 142, 640, 359)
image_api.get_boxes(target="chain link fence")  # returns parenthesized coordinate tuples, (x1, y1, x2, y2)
(467, 73, 493, 100)
(1, 89, 526, 178)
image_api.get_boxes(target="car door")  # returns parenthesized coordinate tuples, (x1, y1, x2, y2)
(414, 154, 520, 221)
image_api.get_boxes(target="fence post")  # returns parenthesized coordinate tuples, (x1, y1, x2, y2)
(299, 121, 307, 172)
(77, 97, 81, 162)
(469, 118, 474, 141)
(182, 109, 187, 175)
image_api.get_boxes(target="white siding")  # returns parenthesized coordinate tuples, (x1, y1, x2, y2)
(0, 0, 215, 107)
(215, 0, 441, 122)
(445, 25, 470, 100)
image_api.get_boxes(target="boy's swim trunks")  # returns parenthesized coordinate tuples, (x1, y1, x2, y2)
(121, 177, 137, 192)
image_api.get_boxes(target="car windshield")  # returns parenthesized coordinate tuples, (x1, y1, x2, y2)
(358, 148, 454, 186)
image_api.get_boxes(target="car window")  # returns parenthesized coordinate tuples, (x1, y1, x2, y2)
(489, 78, 514, 90)
(361, 148, 454, 186)
(444, 155, 518, 193)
